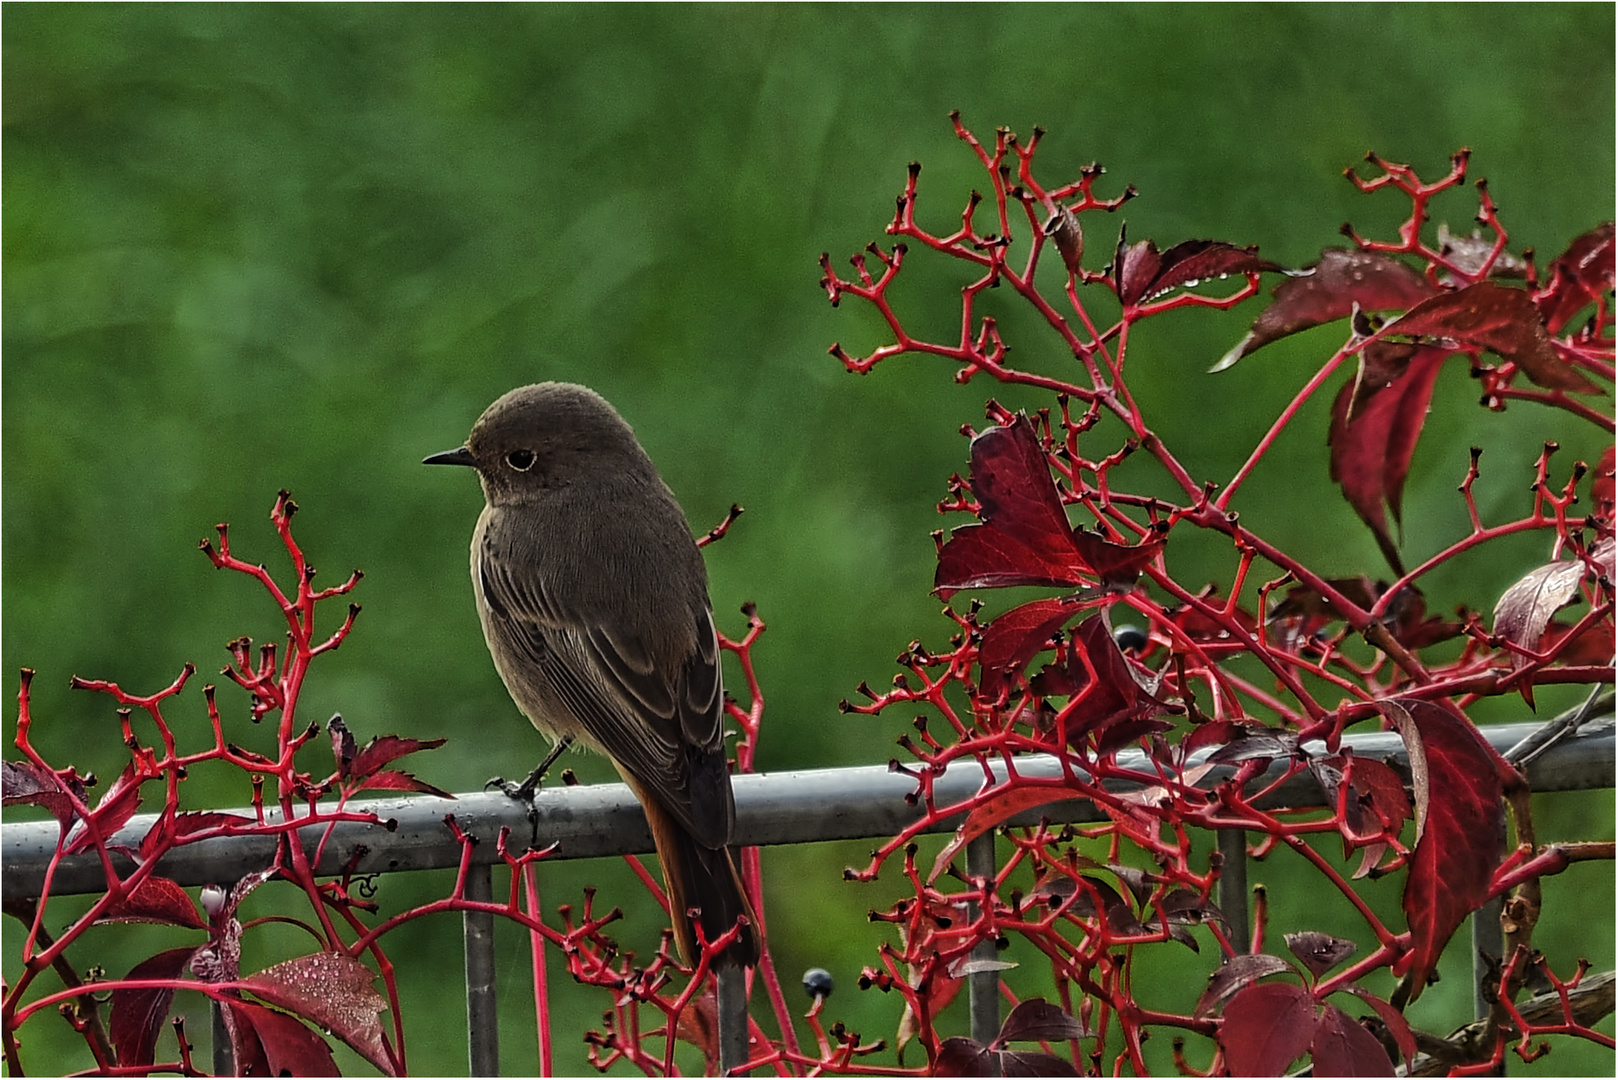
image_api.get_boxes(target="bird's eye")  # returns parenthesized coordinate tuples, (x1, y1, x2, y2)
(505, 449, 536, 472)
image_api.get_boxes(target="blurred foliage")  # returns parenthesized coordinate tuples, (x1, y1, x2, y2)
(4, 4, 1612, 1076)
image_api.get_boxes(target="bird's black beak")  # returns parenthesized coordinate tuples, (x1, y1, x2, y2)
(423, 446, 477, 467)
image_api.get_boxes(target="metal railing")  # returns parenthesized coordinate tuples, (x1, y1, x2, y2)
(5, 702, 1614, 1075)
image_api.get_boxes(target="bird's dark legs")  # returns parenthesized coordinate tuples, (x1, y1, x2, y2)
(487, 736, 573, 845)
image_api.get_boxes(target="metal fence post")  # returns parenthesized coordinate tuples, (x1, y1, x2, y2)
(464, 863, 499, 1076)
(1217, 829, 1251, 955)
(967, 830, 1001, 1066)
(718, 966, 749, 1075)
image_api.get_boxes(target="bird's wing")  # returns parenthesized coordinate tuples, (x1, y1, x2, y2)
(478, 551, 733, 848)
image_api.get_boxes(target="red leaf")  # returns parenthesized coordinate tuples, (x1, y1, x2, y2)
(1194, 953, 1297, 1019)
(243, 952, 393, 1074)
(995, 997, 1092, 1046)
(1328, 343, 1452, 570)
(1115, 234, 1281, 306)
(97, 876, 206, 930)
(229, 1001, 339, 1077)
(140, 811, 257, 862)
(1534, 222, 1615, 333)
(1217, 249, 1439, 370)
(1383, 281, 1599, 393)
(971, 416, 1080, 552)
(64, 763, 143, 855)
(1042, 614, 1174, 743)
(1311, 1003, 1394, 1076)
(2, 759, 88, 830)
(1218, 982, 1317, 1075)
(352, 768, 454, 799)
(978, 598, 1088, 701)
(936, 416, 1093, 598)
(1000, 1049, 1081, 1076)
(1379, 700, 1504, 1003)
(1340, 983, 1418, 1070)
(1284, 931, 1357, 979)
(936, 1036, 996, 1076)
(1071, 529, 1165, 590)
(350, 733, 448, 780)
(110, 946, 197, 1067)
(936, 524, 1091, 596)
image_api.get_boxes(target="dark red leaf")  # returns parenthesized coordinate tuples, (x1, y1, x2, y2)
(110, 946, 197, 1067)
(1141, 239, 1282, 302)
(936, 524, 1090, 596)
(1284, 931, 1357, 979)
(1328, 343, 1452, 570)
(1384, 281, 1598, 393)
(1115, 235, 1280, 306)
(1043, 206, 1084, 276)
(64, 763, 143, 855)
(936, 1036, 995, 1076)
(1311, 1003, 1394, 1076)
(1194, 953, 1297, 1019)
(978, 598, 1089, 702)
(995, 997, 1091, 1046)
(1114, 233, 1160, 306)
(349, 733, 449, 780)
(329, 713, 357, 777)
(97, 876, 207, 930)
(1534, 222, 1614, 333)
(936, 416, 1095, 598)
(971, 416, 1080, 551)
(1218, 982, 1317, 1075)
(242, 951, 393, 1074)
(1340, 983, 1418, 1070)
(1071, 529, 1165, 590)
(1000, 1049, 1082, 1076)
(1157, 888, 1230, 931)
(140, 811, 257, 862)
(1379, 700, 1504, 1004)
(222, 1003, 271, 1076)
(353, 768, 455, 799)
(2, 759, 88, 830)
(1340, 754, 1412, 853)
(1178, 719, 1251, 762)
(1044, 615, 1174, 743)
(1217, 249, 1439, 370)
(229, 1001, 340, 1077)
(1541, 619, 1616, 666)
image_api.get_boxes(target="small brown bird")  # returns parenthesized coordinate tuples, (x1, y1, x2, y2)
(425, 383, 758, 968)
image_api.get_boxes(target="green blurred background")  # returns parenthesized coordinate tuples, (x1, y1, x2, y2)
(4, 4, 1612, 1075)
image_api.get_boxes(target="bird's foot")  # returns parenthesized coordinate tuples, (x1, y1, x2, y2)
(486, 737, 573, 848)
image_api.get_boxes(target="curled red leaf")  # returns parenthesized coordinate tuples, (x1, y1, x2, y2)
(1114, 234, 1281, 307)
(978, 598, 1088, 702)
(1382, 281, 1598, 393)
(96, 876, 207, 930)
(1378, 700, 1504, 1004)
(1534, 222, 1615, 333)
(1216, 249, 1439, 370)
(1328, 343, 1452, 571)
